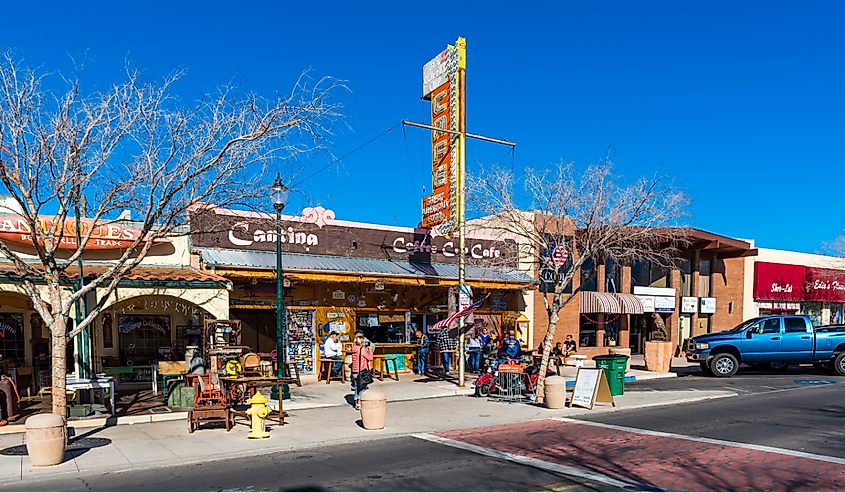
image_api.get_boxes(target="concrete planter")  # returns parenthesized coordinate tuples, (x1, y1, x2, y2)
(360, 388, 386, 430)
(644, 341, 673, 372)
(544, 375, 567, 409)
(25, 413, 67, 467)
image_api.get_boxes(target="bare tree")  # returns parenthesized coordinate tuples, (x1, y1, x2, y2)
(823, 233, 845, 258)
(0, 50, 345, 414)
(468, 153, 690, 402)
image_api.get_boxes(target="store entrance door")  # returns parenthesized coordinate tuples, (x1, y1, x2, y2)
(679, 314, 692, 349)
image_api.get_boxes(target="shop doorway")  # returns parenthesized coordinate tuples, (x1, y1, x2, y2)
(679, 314, 692, 349)
(630, 313, 672, 354)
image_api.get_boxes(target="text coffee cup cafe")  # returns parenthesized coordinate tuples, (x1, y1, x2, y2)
(754, 261, 845, 326)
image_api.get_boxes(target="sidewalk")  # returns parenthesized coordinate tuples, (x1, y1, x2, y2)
(0, 355, 723, 487)
(0, 354, 697, 434)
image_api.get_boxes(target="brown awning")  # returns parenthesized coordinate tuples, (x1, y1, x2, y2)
(580, 291, 621, 314)
(0, 263, 231, 284)
(580, 291, 644, 314)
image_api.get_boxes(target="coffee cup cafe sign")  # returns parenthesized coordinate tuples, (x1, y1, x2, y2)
(190, 207, 517, 266)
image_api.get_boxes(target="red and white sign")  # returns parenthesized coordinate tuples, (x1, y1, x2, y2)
(804, 267, 845, 302)
(498, 363, 523, 373)
(754, 262, 805, 301)
(552, 246, 568, 267)
(755, 262, 845, 302)
(0, 216, 167, 250)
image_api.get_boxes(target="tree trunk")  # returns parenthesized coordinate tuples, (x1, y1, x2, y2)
(50, 315, 67, 416)
(535, 297, 561, 403)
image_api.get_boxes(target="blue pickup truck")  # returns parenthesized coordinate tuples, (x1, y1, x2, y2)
(685, 315, 845, 377)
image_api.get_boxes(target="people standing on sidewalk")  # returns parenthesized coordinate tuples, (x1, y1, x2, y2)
(479, 326, 491, 346)
(350, 335, 373, 410)
(466, 330, 482, 373)
(437, 327, 457, 375)
(414, 329, 429, 375)
(323, 331, 344, 376)
(354, 329, 373, 349)
(498, 330, 522, 361)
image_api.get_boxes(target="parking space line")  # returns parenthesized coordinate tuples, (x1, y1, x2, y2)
(412, 433, 652, 491)
(554, 418, 845, 465)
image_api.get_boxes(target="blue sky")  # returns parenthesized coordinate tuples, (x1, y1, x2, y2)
(1, 1, 843, 254)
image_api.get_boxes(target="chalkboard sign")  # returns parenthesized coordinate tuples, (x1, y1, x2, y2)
(119, 367, 153, 383)
(568, 368, 615, 410)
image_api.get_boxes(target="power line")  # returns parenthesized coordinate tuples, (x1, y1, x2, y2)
(402, 125, 420, 205)
(293, 122, 402, 187)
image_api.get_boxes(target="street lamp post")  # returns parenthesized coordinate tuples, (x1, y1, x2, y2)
(270, 173, 290, 401)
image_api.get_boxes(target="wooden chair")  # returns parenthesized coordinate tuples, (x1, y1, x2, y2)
(373, 356, 399, 381)
(318, 359, 344, 385)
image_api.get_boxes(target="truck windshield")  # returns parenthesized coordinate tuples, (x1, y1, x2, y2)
(725, 318, 760, 334)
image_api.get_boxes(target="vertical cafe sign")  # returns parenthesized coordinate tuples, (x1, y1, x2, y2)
(421, 43, 460, 231)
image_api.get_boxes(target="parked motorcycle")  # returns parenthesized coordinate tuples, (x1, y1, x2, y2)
(474, 357, 555, 398)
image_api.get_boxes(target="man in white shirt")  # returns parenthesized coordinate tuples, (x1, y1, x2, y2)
(324, 331, 344, 376)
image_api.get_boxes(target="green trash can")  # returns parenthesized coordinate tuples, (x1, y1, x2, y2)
(592, 355, 629, 396)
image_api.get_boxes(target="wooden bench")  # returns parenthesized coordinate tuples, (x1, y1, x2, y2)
(373, 356, 399, 381)
(567, 355, 587, 368)
(318, 359, 345, 385)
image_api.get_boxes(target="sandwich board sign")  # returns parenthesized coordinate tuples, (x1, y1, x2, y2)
(568, 368, 616, 410)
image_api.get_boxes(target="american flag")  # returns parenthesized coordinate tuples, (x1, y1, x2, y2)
(432, 295, 490, 330)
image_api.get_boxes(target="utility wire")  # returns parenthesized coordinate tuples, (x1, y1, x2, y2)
(402, 125, 420, 205)
(293, 122, 402, 187)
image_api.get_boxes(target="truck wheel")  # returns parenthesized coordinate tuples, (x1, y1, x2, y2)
(766, 362, 789, 371)
(699, 362, 714, 376)
(834, 353, 845, 377)
(813, 362, 834, 374)
(710, 353, 739, 378)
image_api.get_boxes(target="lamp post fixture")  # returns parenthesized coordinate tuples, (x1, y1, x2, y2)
(270, 173, 290, 401)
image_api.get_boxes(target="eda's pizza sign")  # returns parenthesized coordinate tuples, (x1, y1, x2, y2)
(0, 216, 167, 250)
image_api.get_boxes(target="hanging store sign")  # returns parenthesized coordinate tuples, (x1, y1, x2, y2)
(421, 39, 463, 232)
(423, 49, 449, 98)
(681, 297, 698, 313)
(700, 297, 716, 314)
(654, 296, 675, 313)
(0, 215, 169, 250)
(637, 296, 655, 312)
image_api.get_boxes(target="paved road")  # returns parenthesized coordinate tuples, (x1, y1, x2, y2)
(629, 364, 845, 397)
(591, 375, 845, 460)
(8, 436, 621, 492)
(10, 372, 845, 492)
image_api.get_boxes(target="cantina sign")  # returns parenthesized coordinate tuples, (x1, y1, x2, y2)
(191, 207, 517, 267)
(0, 216, 167, 250)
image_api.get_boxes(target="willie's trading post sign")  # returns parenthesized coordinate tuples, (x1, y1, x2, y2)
(191, 207, 516, 267)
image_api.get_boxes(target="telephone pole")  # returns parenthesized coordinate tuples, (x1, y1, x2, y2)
(410, 36, 515, 388)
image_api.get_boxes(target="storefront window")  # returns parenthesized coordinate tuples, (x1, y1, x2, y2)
(603, 320, 619, 347)
(0, 313, 25, 365)
(631, 259, 669, 289)
(356, 313, 406, 343)
(117, 314, 172, 365)
(801, 302, 823, 327)
(831, 303, 843, 325)
(604, 259, 620, 293)
(699, 260, 711, 297)
(581, 258, 597, 291)
(579, 318, 597, 347)
(680, 258, 693, 297)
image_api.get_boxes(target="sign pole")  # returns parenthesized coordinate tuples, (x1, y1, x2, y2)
(457, 38, 467, 388)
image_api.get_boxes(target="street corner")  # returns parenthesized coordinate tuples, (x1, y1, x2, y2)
(426, 419, 845, 492)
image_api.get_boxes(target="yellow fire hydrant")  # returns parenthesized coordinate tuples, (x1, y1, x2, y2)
(245, 391, 271, 439)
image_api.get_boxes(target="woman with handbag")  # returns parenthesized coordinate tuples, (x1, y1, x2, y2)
(350, 335, 374, 411)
